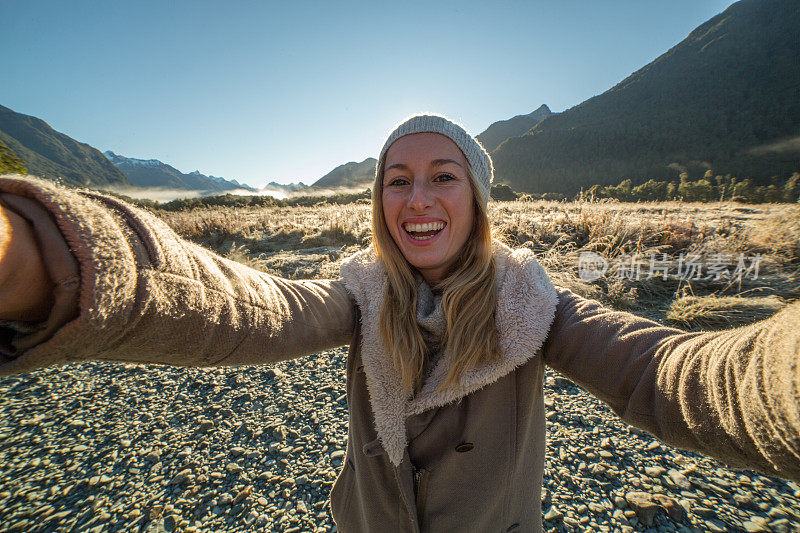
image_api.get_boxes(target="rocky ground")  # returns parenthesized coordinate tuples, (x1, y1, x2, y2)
(0, 353, 798, 533)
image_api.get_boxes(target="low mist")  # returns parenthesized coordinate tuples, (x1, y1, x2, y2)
(104, 185, 372, 204)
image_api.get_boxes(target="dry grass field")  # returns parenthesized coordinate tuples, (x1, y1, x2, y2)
(153, 199, 800, 330)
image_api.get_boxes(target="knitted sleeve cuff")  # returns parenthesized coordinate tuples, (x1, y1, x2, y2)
(0, 176, 139, 375)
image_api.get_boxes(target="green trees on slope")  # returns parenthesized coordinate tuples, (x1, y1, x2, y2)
(582, 172, 800, 203)
(0, 139, 27, 175)
(489, 171, 800, 203)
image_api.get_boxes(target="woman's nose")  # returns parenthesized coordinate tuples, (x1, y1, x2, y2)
(407, 180, 434, 210)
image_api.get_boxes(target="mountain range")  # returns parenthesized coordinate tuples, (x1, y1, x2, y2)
(103, 151, 256, 193)
(475, 105, 552, 153)
(489, 0, 800, 194)
(1, 0, 797, 197)
(0, 104, 305, 196)
(311, 158, 377, 190)
(311, 0, 798, 193)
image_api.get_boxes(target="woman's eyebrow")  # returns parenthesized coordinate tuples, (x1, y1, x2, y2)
(384, 163, 409, 172)
(431, 158, 464, 168)
(385, 159, 464, 172)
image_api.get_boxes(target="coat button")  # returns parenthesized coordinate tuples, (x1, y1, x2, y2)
(455, 442, 474, 452)
(356, 364, 364, 372)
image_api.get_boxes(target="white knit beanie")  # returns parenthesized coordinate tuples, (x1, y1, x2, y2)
(376, 114, 494, 206)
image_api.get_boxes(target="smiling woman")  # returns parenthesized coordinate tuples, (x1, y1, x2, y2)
(0, 115, 798, 533)
(369, 119, 501, 411)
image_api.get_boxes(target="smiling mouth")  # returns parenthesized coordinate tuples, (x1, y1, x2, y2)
(403, 221, 446, 241)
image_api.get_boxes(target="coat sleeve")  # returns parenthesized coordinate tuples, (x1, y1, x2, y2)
(542, 285, 800, 482)
(0, 175, 355, 376)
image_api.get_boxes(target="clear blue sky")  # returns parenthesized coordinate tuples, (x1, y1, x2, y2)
(1, 0, 733, 188)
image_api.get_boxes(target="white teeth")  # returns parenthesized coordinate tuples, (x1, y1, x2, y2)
(403, 221, 445, 233)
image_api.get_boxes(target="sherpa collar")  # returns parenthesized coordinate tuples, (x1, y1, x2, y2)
(339, 240, 559, 467)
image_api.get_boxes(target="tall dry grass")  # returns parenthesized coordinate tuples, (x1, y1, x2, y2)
(147, 199, 800, 329)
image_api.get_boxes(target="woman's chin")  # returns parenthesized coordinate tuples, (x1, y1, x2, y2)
(403, 252, 457, 284)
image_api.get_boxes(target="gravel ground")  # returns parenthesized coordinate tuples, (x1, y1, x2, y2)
(0, 351, 798, 533)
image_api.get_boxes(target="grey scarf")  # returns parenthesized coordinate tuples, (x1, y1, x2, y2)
(414, 275, 447, 392)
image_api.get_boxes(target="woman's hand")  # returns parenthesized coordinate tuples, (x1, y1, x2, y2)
(0, 203, 54, 322)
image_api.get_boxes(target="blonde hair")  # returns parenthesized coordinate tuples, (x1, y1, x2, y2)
(372, 159, 500, 398)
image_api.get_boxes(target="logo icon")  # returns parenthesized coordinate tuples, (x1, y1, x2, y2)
(578, 251, 608, 282)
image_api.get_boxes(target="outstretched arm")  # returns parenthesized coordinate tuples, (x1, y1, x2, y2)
(0, 175, 355, 375)
(542, 286, 800, 482)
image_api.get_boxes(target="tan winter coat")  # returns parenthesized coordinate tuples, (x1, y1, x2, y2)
(1, 176, 799, 533)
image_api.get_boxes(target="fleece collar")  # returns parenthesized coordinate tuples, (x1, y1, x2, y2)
(340, 241, 559, 467)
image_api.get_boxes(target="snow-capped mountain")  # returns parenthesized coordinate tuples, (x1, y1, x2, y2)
(104, 151, 257, 192)
(189, 171, 256, 190)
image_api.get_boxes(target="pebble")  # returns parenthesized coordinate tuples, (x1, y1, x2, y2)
(170, 469, 192, 485)
(743, 517, 770, 532)
(244, 510, 259, 525)
(229, 446, 245, 457)
(232, 486, 252, 505)
(225, 463, 243, 474)
(625, 491, 685, 526)
(588, 502, 606, 513)
(544, 507, 562, 520)
(667, 468, 692, 491)
(266, 368, 286, 379)
(163, 515, 177, 531)
(645, 466, 666, 476)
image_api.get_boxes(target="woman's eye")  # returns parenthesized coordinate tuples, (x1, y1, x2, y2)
(387, 177, 409, 187)
(434, 173, 455, 182)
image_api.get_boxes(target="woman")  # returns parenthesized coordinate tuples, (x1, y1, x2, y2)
(0, 114, 798, 532)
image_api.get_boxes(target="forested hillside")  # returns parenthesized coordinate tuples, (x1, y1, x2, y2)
(0, 104, 129, 188)
(491, 0, 800, 195)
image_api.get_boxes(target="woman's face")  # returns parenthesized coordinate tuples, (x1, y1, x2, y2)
(381, 132, 475, 284)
